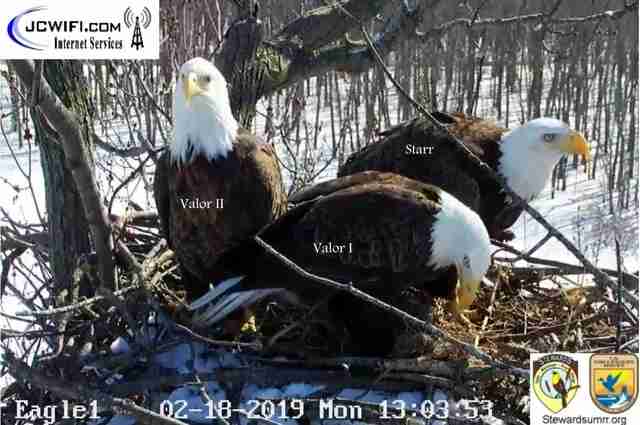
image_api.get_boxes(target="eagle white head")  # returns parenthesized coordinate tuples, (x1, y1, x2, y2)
(172, 57, 239, 164)
(499, 118, 590, 201)
(429, 190, 492, 318)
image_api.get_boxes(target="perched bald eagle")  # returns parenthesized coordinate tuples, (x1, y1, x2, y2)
(154, 58, 286, 296)
(338, 113, 590, 241)
(188, 172, 491, 355)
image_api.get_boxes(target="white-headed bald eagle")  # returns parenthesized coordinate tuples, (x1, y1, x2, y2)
(154, 58, 286, 296)
(187, 171, 491, 355)
(338, 112, 590, 241)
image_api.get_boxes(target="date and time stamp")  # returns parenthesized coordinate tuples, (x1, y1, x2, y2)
(2, 397, 495, 423)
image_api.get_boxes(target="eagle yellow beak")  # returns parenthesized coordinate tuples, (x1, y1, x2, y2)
(447, 278, 481, 328)
(560, 130, 590, 161)
(183, 72, 202, 104)
(455, 278, 480, 312)
(448, 267, 481, 326)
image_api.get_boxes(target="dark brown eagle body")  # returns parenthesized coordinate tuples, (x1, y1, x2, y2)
(338, 112, 519, 239)
(154, 129, 286, 293)
(209, 172, 475, 355)
(281, 174, 445, 293)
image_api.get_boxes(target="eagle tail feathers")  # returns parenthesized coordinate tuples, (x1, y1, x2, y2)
(193, 291, 250, 325)
(202, 289, 279, 326)
(191, 284, 283, 326)
(187, 275, 246, 311)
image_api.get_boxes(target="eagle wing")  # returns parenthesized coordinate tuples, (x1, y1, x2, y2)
(338, 115, 483, 213)
(338, 112, 508, 229)
(236, 130, 287, 226)
(290, 171, 420, 204)
(153, 149, 172, 248)
(282, 178, 443, 292)
(445, 111, 506, 158)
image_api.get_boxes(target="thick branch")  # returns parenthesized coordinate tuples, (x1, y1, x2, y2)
(217, 0, 423, 108)
(109, 367, 426, 398)
(264, 0, 422, 95)
(0, 227, 49, 251)
(493, 241, 638, 291)
(93, 133, 148, 158)
(9, 60, 115, 289)
(419, 2, 638, 40)
(273, 0, 387, 51)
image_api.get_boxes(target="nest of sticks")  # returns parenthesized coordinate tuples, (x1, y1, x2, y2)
(3, 223, 636, 425)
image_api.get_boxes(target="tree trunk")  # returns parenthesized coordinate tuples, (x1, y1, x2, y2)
(33, 61, 95, 302)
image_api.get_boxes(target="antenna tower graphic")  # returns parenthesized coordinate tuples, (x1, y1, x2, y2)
(124, 7, 152, 50)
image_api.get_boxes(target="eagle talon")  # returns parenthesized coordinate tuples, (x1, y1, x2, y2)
(455, 310, 478, 328)
(448, 300, 479, 329)
(463, 308, 483, 323)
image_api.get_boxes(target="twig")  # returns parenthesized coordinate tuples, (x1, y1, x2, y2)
(254, 355, 466, 379)
(493, 249, 638, 329)
(475, 276, 501, 347)
(1, 247, 27, 297)
(108, 368, 429, 399)
(173, 322, 262, 351)
(107, 152, 153, 214)
(93, 132, 148, 158)
(492, 242, 638, 289)
(132, 64, 173, 124)
(385, 372, 475, 397)
(15, 285, 141, 317)
(194, 374, 231, 425)
(0, 227, 48, 252)
(507, 232, 554, 262)
(419, 2, 638, 39)
(615, 238, 623, 351)
(619, 336, 638, 351)
(486, 311, 611, 340)
(0, 117, 46, 225)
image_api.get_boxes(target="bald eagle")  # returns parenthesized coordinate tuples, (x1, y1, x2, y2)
(188, 172, 491, 355)
(154, 58, 286, 296)
(338, 113, 590, 241)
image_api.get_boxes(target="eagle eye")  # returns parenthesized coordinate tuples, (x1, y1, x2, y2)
(203, 75, 212, 83)
(543, 133, 556, 143)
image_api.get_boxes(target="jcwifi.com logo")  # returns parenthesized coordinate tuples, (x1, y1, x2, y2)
(0, 0, 159, 59)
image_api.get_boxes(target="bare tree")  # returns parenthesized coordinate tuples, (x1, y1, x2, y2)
(30, 61, 95, 304)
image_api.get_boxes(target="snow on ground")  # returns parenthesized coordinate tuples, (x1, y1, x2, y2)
(512, 176, 638, 272)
